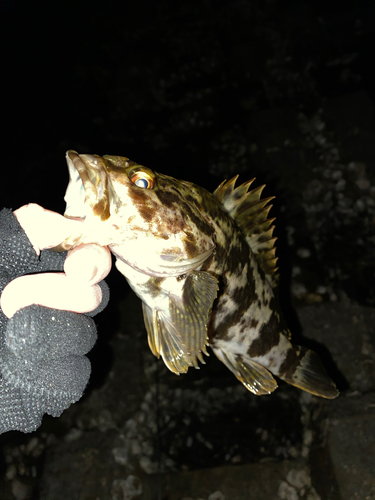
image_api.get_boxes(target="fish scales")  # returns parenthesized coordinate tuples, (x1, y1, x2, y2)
(57, 150, 338, 399)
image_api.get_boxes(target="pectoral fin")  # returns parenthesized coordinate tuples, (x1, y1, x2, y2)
(142, 302, 191, 374)
(169, 271, 219, 367)
(141, 271, 219, 375)
(142, 303, 160, 358)
(214, 348, 278, 395)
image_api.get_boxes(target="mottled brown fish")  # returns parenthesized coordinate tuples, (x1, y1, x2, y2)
(59, 150, 338, 398)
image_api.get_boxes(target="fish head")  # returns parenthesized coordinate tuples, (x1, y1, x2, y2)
(61, 150, 215, 277)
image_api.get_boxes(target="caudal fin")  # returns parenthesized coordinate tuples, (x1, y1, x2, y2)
(279, 345, 339, 399)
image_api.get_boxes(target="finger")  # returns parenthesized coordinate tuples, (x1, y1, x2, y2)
(14, 204, 84, 255)
(0, 273, 103, 319)
(64, 244, 112, 285)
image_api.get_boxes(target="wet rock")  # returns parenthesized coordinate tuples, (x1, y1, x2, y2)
(328, 414, 375, 500)
(141, 460, 315, 500)
(297, 301, 375, 393)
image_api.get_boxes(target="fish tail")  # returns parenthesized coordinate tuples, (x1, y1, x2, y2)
(277, 344, 339, 399)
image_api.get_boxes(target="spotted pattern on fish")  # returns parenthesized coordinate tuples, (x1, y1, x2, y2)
(58, 150, 339, 399)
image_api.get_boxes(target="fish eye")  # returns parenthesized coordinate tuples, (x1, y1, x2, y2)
(129, 168, 155, 189)
(135, 177, 150, 188)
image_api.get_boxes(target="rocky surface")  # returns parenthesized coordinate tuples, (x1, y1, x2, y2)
(1, 1, 375, 499)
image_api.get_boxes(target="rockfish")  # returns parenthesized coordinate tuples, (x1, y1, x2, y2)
(58, 150, 338, 398)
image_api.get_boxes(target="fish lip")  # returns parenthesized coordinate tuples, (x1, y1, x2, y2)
(63, 151, 87, 219)
(64, 150, 110, 221)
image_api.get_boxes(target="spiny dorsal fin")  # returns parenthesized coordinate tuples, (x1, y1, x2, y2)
(214, 176, 279, 286)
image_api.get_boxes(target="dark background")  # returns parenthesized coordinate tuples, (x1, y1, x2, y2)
(1, 0, 375, 306)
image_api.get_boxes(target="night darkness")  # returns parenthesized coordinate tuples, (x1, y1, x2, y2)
(1, 1, 375, 499)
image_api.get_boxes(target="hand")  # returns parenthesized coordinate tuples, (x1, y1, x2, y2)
(0, 204, 112, 318)
(0, 204, 111, 434)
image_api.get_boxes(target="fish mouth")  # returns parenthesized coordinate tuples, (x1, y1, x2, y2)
(51, 151, 116, 252)
(64, 150, 110, 221)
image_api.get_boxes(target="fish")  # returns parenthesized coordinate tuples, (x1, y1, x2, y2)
(57, 150, 338, 398)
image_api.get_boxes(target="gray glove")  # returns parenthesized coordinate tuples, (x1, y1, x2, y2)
(0, 208, 109, 433)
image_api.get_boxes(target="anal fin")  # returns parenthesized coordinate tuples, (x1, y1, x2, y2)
(214, 348, 278, 396)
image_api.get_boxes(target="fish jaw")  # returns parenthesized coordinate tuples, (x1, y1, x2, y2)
(113, 243, 215, 278)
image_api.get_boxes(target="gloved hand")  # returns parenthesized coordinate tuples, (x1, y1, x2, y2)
(0, 205, 111, 433)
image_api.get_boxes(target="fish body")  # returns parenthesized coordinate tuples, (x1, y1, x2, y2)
(60, 150, 338, 398)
